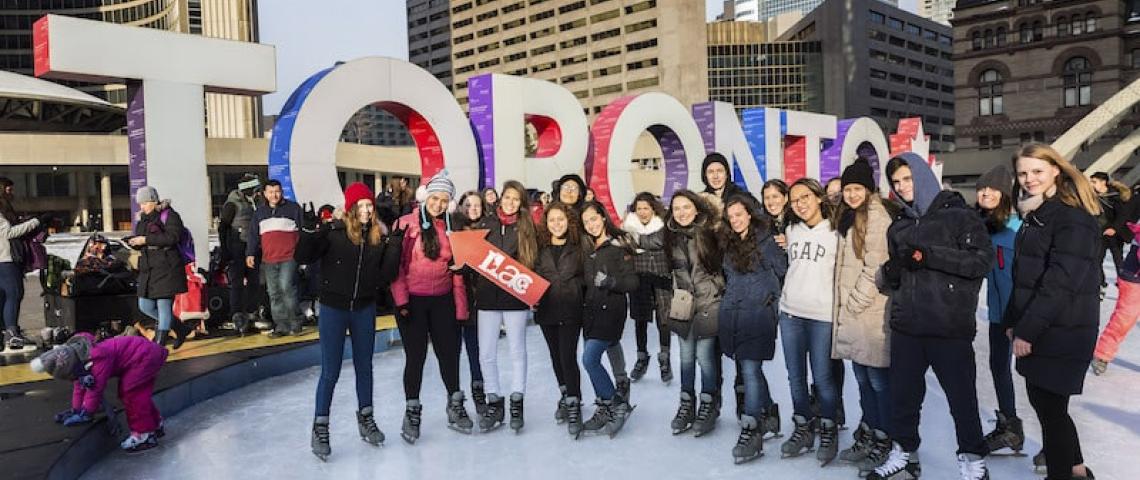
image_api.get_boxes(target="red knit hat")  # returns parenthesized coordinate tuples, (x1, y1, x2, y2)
(344, 182, 375, 210)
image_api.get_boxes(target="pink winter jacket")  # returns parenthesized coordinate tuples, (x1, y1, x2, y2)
(71, 333, 168, 413)
(389, 212, 469, 320)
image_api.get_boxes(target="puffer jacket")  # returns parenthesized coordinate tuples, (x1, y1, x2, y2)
(474, 213, 530, 311)
(0, 215, 40, 263)
(295, 219, 402, 312)
(386, 211, 468, 319)
(582, 239, 638, 341)
(72, 333, 167, 414)
(1004, 198, 1101, 395)
(832, 199, 892, 368)
(718, 228, 787, 361)
(134, 202, 188, 299)
(667, 222, 724, 339)
(534, 242, 585, 327)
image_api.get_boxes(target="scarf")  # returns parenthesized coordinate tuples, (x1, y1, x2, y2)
(497, 207, 518, 226)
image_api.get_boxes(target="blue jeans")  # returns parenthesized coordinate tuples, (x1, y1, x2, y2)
(314, 302, 376, 417)
(458, 322, 483, 382)
(780, 313, 838, 420)
(853, 362, 891, 432)
(262, 260, 299, 333)
(678, 333, 719, 395)
(738, 358, 772, 418)
(138, 297, 175, 331)
(582, 339, 616, 401)
(0, 262, 24, 330)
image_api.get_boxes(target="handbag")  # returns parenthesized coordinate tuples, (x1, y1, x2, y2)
(669, 278, 694, 321)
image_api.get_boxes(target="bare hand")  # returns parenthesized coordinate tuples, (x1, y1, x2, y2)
(775, 234, 787, 248)
(245, 256, 256, 269)
(1013, 337, 1032, 357)
(911, 249, 923, 263)
(128, 236, 146, 247)
(1105, 228, 1116, 237)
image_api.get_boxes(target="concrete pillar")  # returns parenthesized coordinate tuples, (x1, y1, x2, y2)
(75, 171, 89, 230)
(373, 173, 384, 199)
(100, 170, 113, 232)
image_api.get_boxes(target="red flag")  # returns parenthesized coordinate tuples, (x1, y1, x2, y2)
(450, 229, 550, 307)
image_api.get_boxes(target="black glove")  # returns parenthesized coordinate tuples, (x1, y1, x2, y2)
(36, 212, 52, 226)
(301, 202, 319, 231)
(387, 223, 407, 242)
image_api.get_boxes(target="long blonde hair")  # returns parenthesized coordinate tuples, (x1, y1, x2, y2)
(1012, 144, 1101, 216)
(345, 203, 383, 246)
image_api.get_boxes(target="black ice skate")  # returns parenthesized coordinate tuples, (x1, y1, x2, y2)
(447, 391, 474, 434)
(401, 400, 422, 445)
(840, 422, 872, 463)
(555, 386, 568, 424)
(692, 392, 720, 437)
(867, 444, 921, 480)
(761, 403, 782, 439)
(984, 410, 1024, 455)
(607, 393, 635, 438)
(472, 381, 488, 415)
(671, 391, 695, 435)
(312, 416, 331, 461)
(780, 415, 816, 458)
(858, 429, 893, 474)
(732, 415, 763, 464)
(817, 418, 838, 466)
(580, 399, 613, 437)
(566, 396, 583, 438)
(630, 352, 649, 381)
(509, 392, 525, 433)
(479, 394, 505, 433)
(658, 352, 673, 383)
(356, 406, 385, 446)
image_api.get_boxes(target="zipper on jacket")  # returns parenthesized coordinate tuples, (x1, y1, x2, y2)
(350, 239, 364, 311)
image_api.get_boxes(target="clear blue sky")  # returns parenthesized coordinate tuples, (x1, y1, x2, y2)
(261, 0, 916, 114)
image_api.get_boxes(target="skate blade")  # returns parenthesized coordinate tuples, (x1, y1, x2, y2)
(819, 457, 836, 467)
(401, 433, 417, 445)
(734, 452, 763, 465)
(313, 453, 328, 462)
(479, 422, 504, 433)
(988, 450, 1026, 457)
(780, 449, 815, 459)
(672, 425, 693, 435)
(447, 424, 473, 435)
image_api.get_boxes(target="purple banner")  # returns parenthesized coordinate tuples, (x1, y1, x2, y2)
(467, 74, 495, 188)
(648, 125, 688, 200)
(126, 81, 146, 223)
(742, 108, 769, 182)
(820, 118, 855, 183)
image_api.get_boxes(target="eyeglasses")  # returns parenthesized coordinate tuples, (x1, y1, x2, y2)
(790, 194, 816, 206)
(561, 184, 580, 192)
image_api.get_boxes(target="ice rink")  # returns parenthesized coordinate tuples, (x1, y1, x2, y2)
(83, 266, 1140, 480)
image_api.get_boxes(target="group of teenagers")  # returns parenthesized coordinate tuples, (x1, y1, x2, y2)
(280, 142, 1101, 480)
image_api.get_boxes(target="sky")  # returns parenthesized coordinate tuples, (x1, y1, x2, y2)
(261, 0, 916, 114)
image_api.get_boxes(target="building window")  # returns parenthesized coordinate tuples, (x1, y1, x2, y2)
(1071, 14, 1083, 35)
(984, 29, 994, 48)
(1057, 16, 1069, 36)
(1132, 49, 1140, 68)
(1063, 57, 1092, 107)
(979, 69, 1003, 116)
(870, 11, 885, 24)
(1087, 14, 1096, 33)
(1033, 21, 1043, 41)
(996, 27, 1007, 46)
(1020, 23, 1032, 43)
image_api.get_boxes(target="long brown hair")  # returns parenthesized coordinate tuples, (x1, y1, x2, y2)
(832, 188, 881, 260)
(721, 194, 770, 273)
(345, 202, 383, 246)
(666, 190, 722, 275)
(1011, 144, 1101, 216)
(539, 202, 582, 247)
(501, 180, 539, 268)
(977, 191, 1014, 234)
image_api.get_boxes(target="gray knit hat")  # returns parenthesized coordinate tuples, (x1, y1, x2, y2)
(135, 186, 159, 204)
(425, 170, 455, 199)
(30, 345, 82, 380)
(976, 165, 1013, 194)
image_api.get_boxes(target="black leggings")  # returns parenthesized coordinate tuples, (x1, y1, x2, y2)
(632, 282, 672, 354)
(540, 323, 582, 398)
(397, 294, 461, 400)
(1027, 382, 1084, 480)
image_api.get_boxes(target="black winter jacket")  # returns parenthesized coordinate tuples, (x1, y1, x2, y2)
(294, 221, 402, 312)
(582, 240, 638, 342)
(134, 203, 188, 299)
(1004, 199, 1101, 395)
(474, 214, 529, 311)
(884, 190, 993, 339)
(534, 243, 586, 327)
(718, 230, 787, 361)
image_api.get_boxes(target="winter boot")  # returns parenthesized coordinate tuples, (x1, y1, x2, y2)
(692, 392, 721, 437)
(616, 376, 631, 406)
(1091, 358, 1108, 375)
(734, 384, 745, 419)
(840, 422, 872, 463)
(658, 352, 673, 383)
(472, 380, 488, 415)
(607, 391, 635, 438)
(858, 429, 894, 474)
(311, 416, 331, 461)
(984, 410, 1024, 454)
(956, 453, 989, 480)
(631, 351, 650, 381)
(817, 418, 839, 466)
(171, 321, 192, 350)
(5, 328, 27, 350)
(509, 392, 525, 433)
(780, 414, 816, 457)
(732, 415, 764, 464)
(480, 394, 505, 432)
(356, 406, 384, 446)
(555, 385, 569, 424)
(761, 403, 782, 438)
(401, 400, 422, 444)
(447, 391, 474, 434)
(231, 312, 249, 336)
(582, 398, 613, 435)
(867, 444, 921, 480)
(120, 431, 158, 454)
(671, 391, 696, 434)
(153, 329, 170, 348)
(566, 396, 584, 438)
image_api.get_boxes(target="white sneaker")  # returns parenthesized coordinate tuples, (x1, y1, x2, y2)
(254, 321, 273, 331)
(956, 453, 989, 480)
(120, 431, 158, 452)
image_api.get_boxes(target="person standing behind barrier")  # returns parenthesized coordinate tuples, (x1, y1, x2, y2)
(831, 159, 894, 473)
(296, 182, 402, 460)
(389, 172, 473, 443)
(621, 192, 673, 384)
(130, 187, 192, 350)
(475, 180, 540, 433)
(1006, 144, 1101, 480)
(246, 179, 303, 338)
(220, 173, 262, 334)
(0, 177, 47, 351)
(870, 153, 992, 480)
(453, 191, 488, 415)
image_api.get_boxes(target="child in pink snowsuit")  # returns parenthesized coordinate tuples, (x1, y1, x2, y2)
(31, 332, 168, 452)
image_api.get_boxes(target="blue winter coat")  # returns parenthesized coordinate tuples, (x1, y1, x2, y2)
(985, 215, 1022, 324)
(718, 230, 788, 361)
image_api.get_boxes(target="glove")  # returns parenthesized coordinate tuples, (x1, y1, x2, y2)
(36, 212, 53, 226)
(387, 223, 407, 243)
(54, 408, 75, 424)
(301, 202, 320, 231)
(62, 410, 93, 426)
(79, 373, 96, 389)
(594, 271, 614, 289)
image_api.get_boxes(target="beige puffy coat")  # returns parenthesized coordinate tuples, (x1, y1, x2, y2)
(831, 199, 892, 368)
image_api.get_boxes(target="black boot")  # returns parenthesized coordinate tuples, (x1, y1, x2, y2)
(171, 321, 192, 350)
(984, 410, 1025, 454)
(154, 329, 170, 347)
(630, 352, 650, 381)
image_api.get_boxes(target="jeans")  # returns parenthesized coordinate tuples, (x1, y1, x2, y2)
(780, 313, 838, 420)
(262, 260, 299, 333)
(678, 333, 719, 395)
(988, 323, 1017, 417)
(138, 297, 175, 331)
(1027, 382, 1085, 480)
(853, 362, 891, 432)
(477, 309, 529, 396)
(314, 302, 376, 417)
(0, 262, 24, 330)
(458, 321, 483, 383)
(583, 339, 616, 401)
(738, 358, 772, 418)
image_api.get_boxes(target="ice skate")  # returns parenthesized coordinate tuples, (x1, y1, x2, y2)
(607, 393, 635, 438)
(732, 415, 763, 464)
(658, 352, 673, 383)
(983, 410, 1024, 455)
(581, 399, 613, 437)
(867, 444, 921, 480)
(692, 392, 720, 437)
(840, 422, 872, 463)
(671, 391, 695, 434)
(472, 381, 488, 415)
(1091, 358, 1108, 375)
(630, 352, 649, 381)
(311, 416, 330, 461)
(401, 400, 422, 444)
(858, 429, 893, 474)
(956, 453, 989, 480)
(555, 386, 568, 424)
(356, 406, 385, 446)
(1032, 449, 1045, 471)
(780, 415, 816, 458)
(761, 403, 782, 439)
(566, 396, 583, 438)
(479, 394, 505, 433)
(615, 376, 631, 405)
(447, 391, 474, 434)
(509, 392, 525, 433)
(817, 418, 838, 466)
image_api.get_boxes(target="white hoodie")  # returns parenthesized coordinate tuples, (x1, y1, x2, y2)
(779, 218, 838, 322)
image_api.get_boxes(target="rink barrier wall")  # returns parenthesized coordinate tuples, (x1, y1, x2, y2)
(49, 329, 399, 480)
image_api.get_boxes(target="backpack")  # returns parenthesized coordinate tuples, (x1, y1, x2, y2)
(40, 254, 71, 294)
(159, 208, 196, 265)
